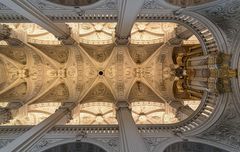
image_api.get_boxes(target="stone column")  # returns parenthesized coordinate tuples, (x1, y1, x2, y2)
(115, 0, 145, 44)
(116, 101, 148, 152)
(0, 102, 76, 152)
(0, 0, 75, 45)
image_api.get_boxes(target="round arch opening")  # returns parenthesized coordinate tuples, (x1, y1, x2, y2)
(165, 0, 216, 7)
(164, 141, 230, 152)
(45, 0, 101, 6)
(42, 142, 107, 152)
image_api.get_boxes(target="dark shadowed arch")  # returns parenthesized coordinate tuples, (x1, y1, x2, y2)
(46, 0, 100, 6)
(43, 142, 107, 152)
(164, 142, 229, 152)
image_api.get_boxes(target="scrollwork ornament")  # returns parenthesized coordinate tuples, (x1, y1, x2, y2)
(95, 0, 117, 9)
(199, 0, 240, 47)
(0, 139, 14, 149)
(144, 137, 167, 152)
(142, 0, 163, 9)
(97, 137, 119, 151)
(29, 139, 63, 152)
(198, 100, 240, 149)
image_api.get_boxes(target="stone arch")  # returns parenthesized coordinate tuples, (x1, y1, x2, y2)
(135, 10, 230, 135)
(45, 0, 101, 6)
(153, 137, 236, 152)
(229, 15, 240, 115)
(164, 141, 229, 152)
(39, 138, 117, 152)
(165, 0, 216, 7)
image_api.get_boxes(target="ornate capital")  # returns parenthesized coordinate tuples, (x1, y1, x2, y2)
(0, 24, 11, 40)
(7, 102, 23, 110)
(56, 102, 76, 123)
(0, 107, 12, 124)
(58, 102, 76, 111)
(116, 101, 130, 110)
(115, 35, 129, 45)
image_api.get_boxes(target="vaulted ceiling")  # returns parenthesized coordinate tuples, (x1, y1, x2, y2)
(0, 22, 201, 125)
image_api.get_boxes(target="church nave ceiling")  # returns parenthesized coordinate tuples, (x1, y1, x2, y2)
(0, 22, 207, 125)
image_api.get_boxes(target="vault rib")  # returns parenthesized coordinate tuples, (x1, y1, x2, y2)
(26, 43, 62, 68)
(25, 78, 61, 105)
(140, 78, 168, 103)
(0, 53, 24, 68)
(0, 78, 24, 95)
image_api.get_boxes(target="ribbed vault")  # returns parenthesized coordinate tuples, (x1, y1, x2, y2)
(0, 22, 231, 126)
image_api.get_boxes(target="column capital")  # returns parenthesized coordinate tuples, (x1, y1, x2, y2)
(0, 102, 24, 124)
(115, 35, 130, 45)
(7, 102, 23, 109)
(56, 102, 76, 123)
(0, 107, 12, 124)
(59, 102, 76, 110)
(0, 24, 11, 40)
(116, 101, 130, 109)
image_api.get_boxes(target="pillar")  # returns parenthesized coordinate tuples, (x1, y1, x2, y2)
(0, 0, 75, 45)
(115, 0, 145, 44)
(116, 101, 148, 152)
(0, 102, 76, 152)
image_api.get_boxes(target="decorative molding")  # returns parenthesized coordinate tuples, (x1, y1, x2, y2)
(144, 137, 167, 152)
(142, 0, 164, 9)
(194, 0, 240, 49)
(0, 139, 13, 149)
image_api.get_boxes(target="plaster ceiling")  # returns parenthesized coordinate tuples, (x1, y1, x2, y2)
(0, 22, 201, 125)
